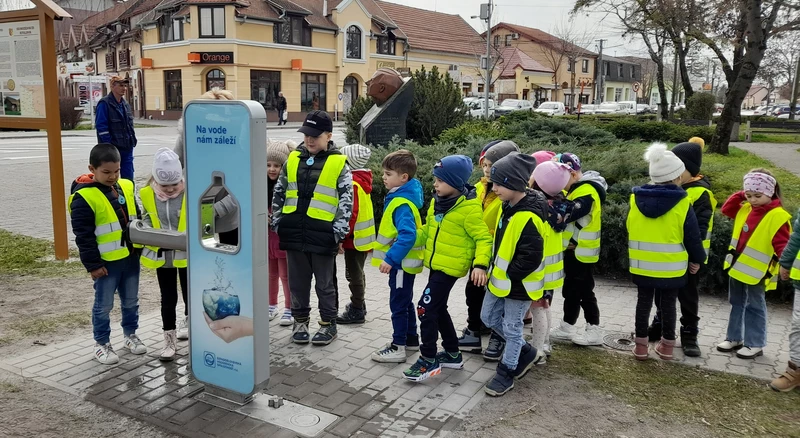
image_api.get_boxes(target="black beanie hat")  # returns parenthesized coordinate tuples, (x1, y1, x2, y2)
(490, 152, 537, 192)
(672, 142, 702, 176)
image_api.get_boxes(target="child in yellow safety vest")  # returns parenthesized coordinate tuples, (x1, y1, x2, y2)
(481, 153, 547, 397)
(628, 143, 706, 361)
(338, 144, 376, 325)
(69, 143, 146, 365)
(460, 140, 520, 358)
(138, 148, 187, 361)
(774, 208, 800, 392)
(267, 140, 297, 327)
(549, 152, 608, 346)
(718, 169, 791, 359)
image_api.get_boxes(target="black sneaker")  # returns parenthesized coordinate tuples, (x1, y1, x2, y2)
(337, 304, 366, 325)
(484, 362, 514, 397)
(458, 327, 482, 354)
(292, 319, 310, 344)
(511, 343, 544, 380)
(435, 350, 465, 369)
(406, 334, 420, 351)
(680, 328, 701, 358)
(483, 331, 505, 362)
(312, 321, 338, 345)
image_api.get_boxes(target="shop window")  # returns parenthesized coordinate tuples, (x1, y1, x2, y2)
(199, 6, 224, 38)
(346, 26, 362, 59)
(301, 73, 326, 112)
(251, 70, 281, 110)
(377, 35, 396, 55)
(206, 69, 225, 91)
(274, 15, 311, 46)
(164, 70, 182, 111)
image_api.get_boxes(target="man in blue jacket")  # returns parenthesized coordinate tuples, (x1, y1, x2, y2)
(95, 76, 137, 180)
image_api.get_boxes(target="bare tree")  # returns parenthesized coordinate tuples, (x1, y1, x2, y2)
(553, 21, 596, 110)
(0, 0, 34, 11)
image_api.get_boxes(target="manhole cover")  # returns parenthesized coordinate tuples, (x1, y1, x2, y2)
(604, 332, 635, 351)
(290, 413, 321, 427)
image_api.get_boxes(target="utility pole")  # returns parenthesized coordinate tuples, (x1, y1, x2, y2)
(790, 55, 800, 120)
(596, 39, 606, 103)
(669, 50, 678, 119)
(481, 0, 493, 119)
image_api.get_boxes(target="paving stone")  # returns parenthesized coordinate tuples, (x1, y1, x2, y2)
(315, 378, 346, 396)
(170, 396, 197, 411)
(204, 411, 246, 435)
(331, 416, 368, 437)
(318, 390, 353, 410)
(287, 381, 318, 400)
(347, 389, 376, 407)
(299, 391, 326, 408)
(360, 412, 397, 436)
(247, 422, 285, 437)
(199, 406, 229, 422)
(138, 394, 179, 415)
(436, 393, 470, 414)
(153, 407, 178, 421)
(332, 402, 360, 417)
(354, 400, 388, 420)
(169, 402, 212, 425)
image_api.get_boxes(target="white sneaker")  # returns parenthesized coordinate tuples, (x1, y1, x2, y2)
(94, 343, 119, 365)
(280, 310, 294, 326)
(269, 306, 280, 321)
(573, 324, 604, 346)
(177, 317, 189, 340)
(736, 347, 763, 359)
(716, 340, 744, 352)
(543, 342, 552, 357)
(159, 330, 177, 361)
(124, 334, 147, 355)
(371, 343, 407, 363)
(550, 320, 578, 341)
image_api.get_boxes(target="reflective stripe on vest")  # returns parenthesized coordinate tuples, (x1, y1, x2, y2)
(67, 179, 138, 262)
(487, 211, 546, 300)
(283, 151, 346, 221)
(352, 181, 376, 251)
(790, 253, 800, 281)
(139, 186, 187, 269)
(686, 185, 717, 263)
(565, 184, 602, 263)
(627, 193, 690, 278)
(543, 225, 565, 290)
(723, 204, 791, 291)
(370, 197, 424, 274)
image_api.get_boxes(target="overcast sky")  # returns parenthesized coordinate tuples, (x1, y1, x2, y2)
(383, 0, 648, 58)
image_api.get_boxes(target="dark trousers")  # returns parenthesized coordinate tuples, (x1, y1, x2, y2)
(418, 270, 460, 359)
(219, 229, 238, 246)
(653, 272, 700, 334)
(156, 267, 188, 331)
(344, 249, 368, 309)
(464, 271, 487, 332)
(120, 149, 134, 181)
(286, 250, 338, 322)
(562, 250, 600, 325)
(637, 286, 678, 340)
(389, 268, 417, 346)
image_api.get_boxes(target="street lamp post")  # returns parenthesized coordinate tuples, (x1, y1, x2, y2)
(480, 1, 493, 119)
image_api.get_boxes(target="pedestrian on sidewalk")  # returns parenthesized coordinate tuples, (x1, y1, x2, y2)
(337, 144, 376, 325)
(267, 139, 297, 326)
(277, 92, 288, 126)
(95, 76, 137, 180)
(628, 143, 705, 361)
(774, 208, 800, 392)
(69, 143, 147, 365)
(718, 169, 791, 360)
(138, 148, 188, 361)
(271, 111, 353, 346)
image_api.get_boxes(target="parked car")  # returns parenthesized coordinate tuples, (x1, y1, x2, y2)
(576, 104, 597, 115)
(636, 103, 652, 114)
(617, 101, 638, 115)
(777, 110, 799, 119)
(464, 98, 495, 118)
(595, 102, 624, 114)
(534, 101, 566, 116)
(753, 105, 769, 115)
(773, 106, 793, 117)
(495, 99, 534, 116)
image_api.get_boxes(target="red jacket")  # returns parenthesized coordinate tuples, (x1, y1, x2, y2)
(721, 191, 790, 256)
(343, 169, 374, 250)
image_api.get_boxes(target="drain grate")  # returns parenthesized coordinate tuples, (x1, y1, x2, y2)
(238, 393, 338, 437)
(604, 332, 635, 351)
(291, 413, 321, 427)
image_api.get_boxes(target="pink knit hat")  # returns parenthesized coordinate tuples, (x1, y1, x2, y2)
(532, 161, 571, 196)
(532, 150, 556, 166)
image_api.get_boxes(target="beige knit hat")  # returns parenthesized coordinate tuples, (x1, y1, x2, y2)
(267, 139, 297, 164)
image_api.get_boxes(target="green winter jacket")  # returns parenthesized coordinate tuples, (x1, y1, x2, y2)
(779, 209, 800, 288)
(423, 193, 493, 278)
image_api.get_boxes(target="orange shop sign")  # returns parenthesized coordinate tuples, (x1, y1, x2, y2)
(188, 52, 234, 64)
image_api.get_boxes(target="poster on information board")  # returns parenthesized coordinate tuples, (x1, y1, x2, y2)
(0, 20, 45, 118)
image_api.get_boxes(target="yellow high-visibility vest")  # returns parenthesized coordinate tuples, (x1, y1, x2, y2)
(686, 185, 717, 263)
(790, 251, 800, 281)
(724, 204, 791, 291)
(68, 179, 138, 261)
(543, 223, 565, 290)
(283, 151, 346, 221)
(139, 186, 187, 269)
(487, 211, 547, 300)
(352, 181, 376, 251)
(627, 194, 690, 278)
(563, 184, 602, 263)
(371, 197, 424, 274)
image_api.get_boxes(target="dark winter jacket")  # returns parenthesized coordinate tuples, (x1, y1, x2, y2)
(682, 176, 714, 240)
(277, 96, 288, 112)
(69, 174, 141, 272)
(492, 189, 548, 301)
(629, 184, 706, 289)
(95, 93, 137, 151)
(563, 171, 607, 227)
(383, 179, 425, 270)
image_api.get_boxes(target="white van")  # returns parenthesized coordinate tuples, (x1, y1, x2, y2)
(617, 101, 638, 115)
(534, 101, 566, 116)
(465, 98, 495, 118)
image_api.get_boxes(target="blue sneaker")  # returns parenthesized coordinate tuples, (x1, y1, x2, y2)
(436, 351, 464, 369)
(403, 356, 441, 382)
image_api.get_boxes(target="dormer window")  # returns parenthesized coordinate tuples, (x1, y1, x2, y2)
(377, 34, 396, 55)
(274, 15, 311, 47)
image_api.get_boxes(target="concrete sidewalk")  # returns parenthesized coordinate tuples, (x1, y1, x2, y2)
(0, 259, 793, 437)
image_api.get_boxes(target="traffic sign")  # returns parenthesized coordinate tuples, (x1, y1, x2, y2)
(338, 93, 343, 101)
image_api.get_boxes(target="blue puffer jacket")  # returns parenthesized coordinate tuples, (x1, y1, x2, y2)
(383, 178, 424, 270)
(95, 93, 137, 151)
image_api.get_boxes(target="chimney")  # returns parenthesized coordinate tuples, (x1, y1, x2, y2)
(323, 0, 328, 16)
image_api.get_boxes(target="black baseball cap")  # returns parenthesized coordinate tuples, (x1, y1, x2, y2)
(298, 110, 333, 137)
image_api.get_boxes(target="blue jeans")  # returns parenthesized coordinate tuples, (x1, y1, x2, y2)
(481, 291, 530, 370)
(92, 255, 141, 345)
(389, 268, 417, 346)
(725, 278, 767, 348)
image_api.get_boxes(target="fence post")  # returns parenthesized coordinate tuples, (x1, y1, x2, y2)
(745, 120, 752, 142)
